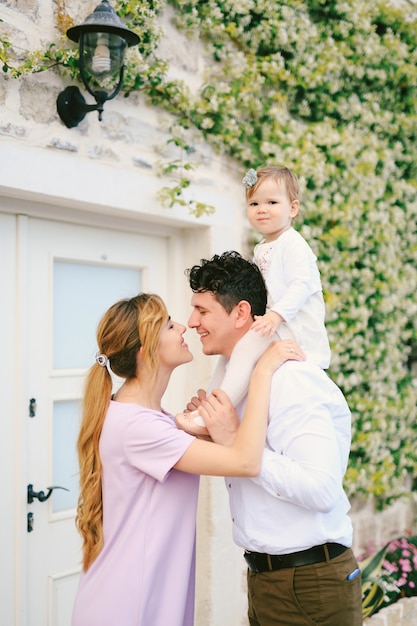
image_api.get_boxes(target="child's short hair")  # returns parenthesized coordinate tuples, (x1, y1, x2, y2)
(246, 166, 301, 204)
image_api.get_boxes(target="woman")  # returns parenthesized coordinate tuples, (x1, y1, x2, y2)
(71, 293, 303, 626)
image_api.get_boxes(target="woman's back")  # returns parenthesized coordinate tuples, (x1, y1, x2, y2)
(72, 401, 199, 626)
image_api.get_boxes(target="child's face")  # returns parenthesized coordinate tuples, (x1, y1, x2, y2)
(247, 177, 299, 243)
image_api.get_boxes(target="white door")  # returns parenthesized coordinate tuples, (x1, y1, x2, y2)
(19, 216, 175, 625)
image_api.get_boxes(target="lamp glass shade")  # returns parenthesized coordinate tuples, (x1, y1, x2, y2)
(57, 1, 140, 126)
(82, 31, 126, 80)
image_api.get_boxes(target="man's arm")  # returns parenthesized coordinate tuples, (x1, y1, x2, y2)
(251, 363, 351, 513)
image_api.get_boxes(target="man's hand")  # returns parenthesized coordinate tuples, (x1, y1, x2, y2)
(176, 389, 240, 446)
(176, 389, 210, 437)
(185, 388, 207, 413)
(199, 389, 239, 446)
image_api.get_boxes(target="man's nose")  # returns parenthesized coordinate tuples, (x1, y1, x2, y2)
(188, 312, 197, 328)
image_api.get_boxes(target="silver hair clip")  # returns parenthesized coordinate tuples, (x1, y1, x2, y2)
(242, 168, 258, 188)
(95, 351, 109, 367)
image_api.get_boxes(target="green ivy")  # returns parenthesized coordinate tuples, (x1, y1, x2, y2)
(165, 0, 417, 509)
(2, 0, 417, 508)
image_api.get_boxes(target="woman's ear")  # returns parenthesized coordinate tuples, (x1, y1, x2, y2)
(234, 300, 253, 329)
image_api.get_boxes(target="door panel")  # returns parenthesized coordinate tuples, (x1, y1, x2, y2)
(0, 213, 19, 626)
(24, 218, 171, 625)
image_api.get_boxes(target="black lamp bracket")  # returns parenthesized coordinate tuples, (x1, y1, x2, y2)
(56, 86, 104, 128)
(56, 64, 124, 128)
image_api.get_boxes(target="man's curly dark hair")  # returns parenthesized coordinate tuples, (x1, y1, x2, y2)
(185, 250, 267, 317)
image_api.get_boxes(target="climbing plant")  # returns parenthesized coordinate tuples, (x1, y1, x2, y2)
(165, 0, 417, 509)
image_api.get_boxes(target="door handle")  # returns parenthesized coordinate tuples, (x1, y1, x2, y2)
(27, 483, 69, 504)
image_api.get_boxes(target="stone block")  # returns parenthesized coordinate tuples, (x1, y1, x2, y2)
(2, 0, 39, 20)
(401, 597, 417, 625)
(19, 77, 57, 124)
(364, 597, 417, 626)
(364, 614, 387, 625)
(0, 21, 30, 63)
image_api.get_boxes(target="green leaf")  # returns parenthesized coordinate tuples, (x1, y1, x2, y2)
(360, 542, 390, 618)
(360, 542, 390, 581)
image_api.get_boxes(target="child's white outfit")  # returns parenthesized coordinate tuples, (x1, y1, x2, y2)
(256, 227, 330, 367)
(207, 228, 331, 410)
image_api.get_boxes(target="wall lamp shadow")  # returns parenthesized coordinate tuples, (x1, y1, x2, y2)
(56, 0, 140, 128)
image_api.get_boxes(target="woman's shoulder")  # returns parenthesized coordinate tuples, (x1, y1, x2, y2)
(105, 401, 171, 430)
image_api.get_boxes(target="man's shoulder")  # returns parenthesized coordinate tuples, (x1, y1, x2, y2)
(271, 360, 349, 411)
(274, 358, 323, 376)
(272, 359, 337, 391)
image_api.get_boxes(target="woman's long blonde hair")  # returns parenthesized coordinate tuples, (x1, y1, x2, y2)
(76, 293, 167, 571)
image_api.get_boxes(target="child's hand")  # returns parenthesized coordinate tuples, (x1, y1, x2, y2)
(251, 311, 283, 338)
(255, 339, 305, 374)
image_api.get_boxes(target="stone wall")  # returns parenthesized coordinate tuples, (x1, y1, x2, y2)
(364, 598, 417, 626)
(350, 494, 417, 557)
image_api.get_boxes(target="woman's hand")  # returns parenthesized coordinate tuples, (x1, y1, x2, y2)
(175, 411, 211, 439)
(255, 339, 305, 374)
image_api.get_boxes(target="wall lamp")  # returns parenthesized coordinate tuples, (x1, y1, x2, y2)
(56, 0, 140, 128)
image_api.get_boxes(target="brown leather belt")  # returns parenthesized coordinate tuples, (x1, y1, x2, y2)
(244, 542, 348, 573)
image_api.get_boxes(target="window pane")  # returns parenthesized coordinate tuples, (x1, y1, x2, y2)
(52, 400, 80, 513)
(53, 262, 141, 369)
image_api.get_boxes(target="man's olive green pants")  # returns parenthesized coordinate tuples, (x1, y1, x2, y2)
(247, 547, 362, 625)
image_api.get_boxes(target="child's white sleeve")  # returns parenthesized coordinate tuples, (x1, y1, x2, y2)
(219, 329, 272, 406)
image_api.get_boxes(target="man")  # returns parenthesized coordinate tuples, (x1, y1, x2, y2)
(182, 250, 362, 626)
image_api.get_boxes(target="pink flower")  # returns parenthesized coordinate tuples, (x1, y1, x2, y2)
(399, 559, 412, 573)
(383, 561, 398, 574)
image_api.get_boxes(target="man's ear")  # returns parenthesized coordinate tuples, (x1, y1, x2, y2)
(234, 300, 253, 329)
